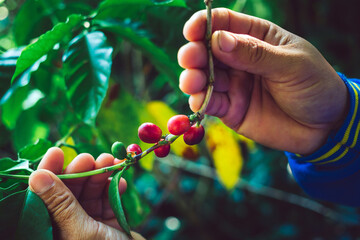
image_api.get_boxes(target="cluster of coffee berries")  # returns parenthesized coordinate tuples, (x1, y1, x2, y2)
(138, 115, 204, 158)
(111, 114, 204, 161)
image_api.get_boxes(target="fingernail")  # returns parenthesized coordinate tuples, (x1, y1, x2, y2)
(30, 170, 55, 194)
(218, 31, 237, 52)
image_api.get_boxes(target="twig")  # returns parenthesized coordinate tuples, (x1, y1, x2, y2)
(0, 160, 130, 180)
(197, 0, 215, 118)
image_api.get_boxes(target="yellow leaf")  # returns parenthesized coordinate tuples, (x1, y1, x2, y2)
(146, 101, 199, 160)
(60, 137, 77, 170)
(205, 119, 243, 190)
(138, 141, 155, 171)
(235, 134, 256, 151)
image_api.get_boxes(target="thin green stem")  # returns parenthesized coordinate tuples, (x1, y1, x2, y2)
(55, 124, 82, 147)
(1, 133, 178, 181)
(0, 173, 29, 180)
(58, 161, 130, 179)
(134, 134, 180, 160)
(0, 160, 131, 181)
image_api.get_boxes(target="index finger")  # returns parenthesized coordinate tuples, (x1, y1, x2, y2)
(37, 147, 64, 175)
(183, 8, 275, 42)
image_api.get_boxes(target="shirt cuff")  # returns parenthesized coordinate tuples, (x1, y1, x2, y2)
(286, 72, 360, 168)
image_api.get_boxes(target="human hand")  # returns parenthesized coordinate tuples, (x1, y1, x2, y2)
(178, 8, 349, 155)
(28, 147, 145, 240)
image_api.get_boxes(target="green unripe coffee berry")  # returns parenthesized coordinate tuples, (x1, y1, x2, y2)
(111, 141, 127, 159)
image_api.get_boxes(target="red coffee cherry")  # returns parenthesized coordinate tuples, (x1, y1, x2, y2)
(138, 122, 162, 143)
(127, 144, 142, 155)
(183, 124, 205, 145)
(167, 114, 191, 135)
(154, 144, 170, 158)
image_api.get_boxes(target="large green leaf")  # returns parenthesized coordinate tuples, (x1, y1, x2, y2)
(0, 157, 33, 182)
(95, 0, 187, 20)
(121, 167, 151, 227)
(11, 14, 84, 83)
(18, 139, 52, 162)
(63, 31, 113, 125)
(0, 189, 53, 239)
(12, 107, 50, 151)
(0, 54, 46, 129)
(0, 48, 21, 82)
(0, 158, 32, 188)
(109, 168, 131, 237)
(0, 158, 30, 172)
(95, 20, 182, 93)
(30, 49, 64, 96)
(12, 0, 61, 46)
(1, 83, 30, 129)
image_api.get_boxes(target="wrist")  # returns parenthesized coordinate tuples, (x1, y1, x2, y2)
(287, 73, 357, 163)
(299, 71, 350, 156)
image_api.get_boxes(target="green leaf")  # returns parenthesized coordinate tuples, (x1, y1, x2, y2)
(0, 189, 53, 239)
(0, 182, 27, 199)
(1, 83, 30, 129)
(0, 158, 31, 188)
(95, 0, 187, 20)
(30, 48, 64, 96)
(18, 139, 52, 161)
(95, 20, 182, 93)
(11, 14, 84, 83)
(12, 107, 50, 151)
(121, 167, 151, 227)
(0, 158, 30, 172)
(63, 31, 113, 125)
(109, 168, 131, 237)
(0, 48, 21, 81)
(151, 0, 186, 5)
(1, 56, 46, 129)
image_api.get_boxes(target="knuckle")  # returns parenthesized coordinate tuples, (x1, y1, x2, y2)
(46, 190, 76, 221)
(246, 38, 265, 65)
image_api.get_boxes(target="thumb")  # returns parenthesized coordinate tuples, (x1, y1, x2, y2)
(29, 169, 138, 239)
(29, 169, 94, 239)
(212, 30, 290, 76)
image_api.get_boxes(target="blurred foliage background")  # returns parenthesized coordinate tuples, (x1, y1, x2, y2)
(1, 0, 360, 239)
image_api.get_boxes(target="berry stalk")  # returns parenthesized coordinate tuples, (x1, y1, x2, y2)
(134, 133, 180, 161)
(197, 0, 214, 118)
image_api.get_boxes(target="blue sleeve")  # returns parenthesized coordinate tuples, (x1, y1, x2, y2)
(285, 73, 360, 207)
